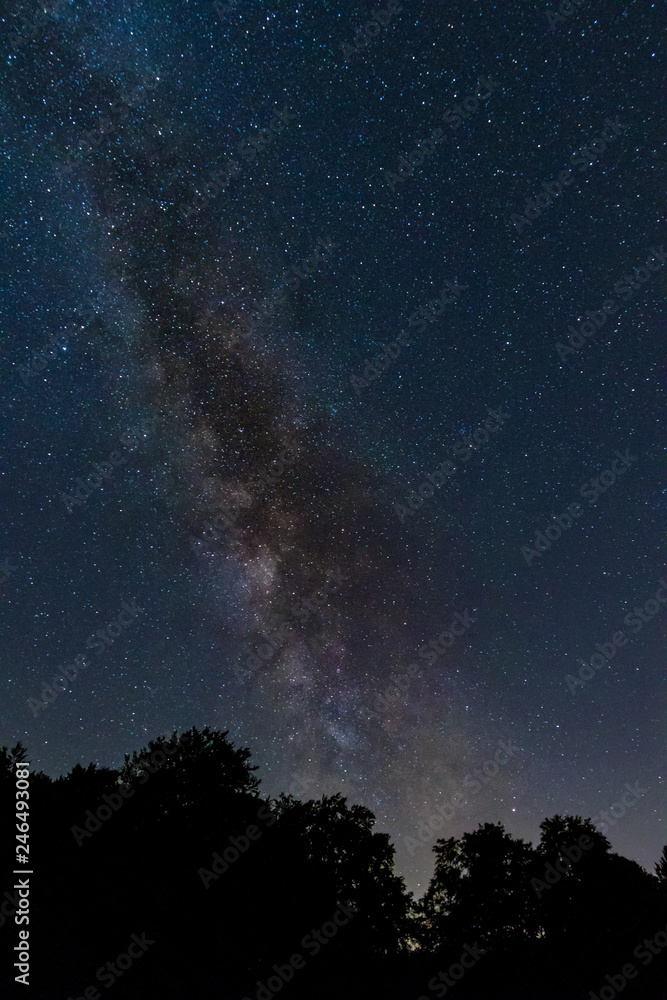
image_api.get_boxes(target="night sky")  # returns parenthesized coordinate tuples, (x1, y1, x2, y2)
(2, 0, 664, 896)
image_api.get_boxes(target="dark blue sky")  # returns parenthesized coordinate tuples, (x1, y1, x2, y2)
(1, 0, 664, 895)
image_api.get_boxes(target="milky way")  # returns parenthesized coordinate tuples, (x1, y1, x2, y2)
(2, 0, 664, 894)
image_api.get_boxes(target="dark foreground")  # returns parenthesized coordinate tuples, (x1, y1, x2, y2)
(1, 729, 665, 1000)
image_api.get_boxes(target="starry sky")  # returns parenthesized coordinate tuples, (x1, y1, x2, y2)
(1, 0, 664, 895)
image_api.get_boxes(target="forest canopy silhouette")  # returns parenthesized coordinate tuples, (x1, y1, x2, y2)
(1, 729, 665, 1000)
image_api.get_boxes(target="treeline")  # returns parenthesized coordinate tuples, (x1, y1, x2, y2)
(1, 728, 665, 999)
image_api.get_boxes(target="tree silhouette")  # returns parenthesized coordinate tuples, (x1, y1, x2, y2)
(118, 725, 260, 800)
(1, 731, 665, 1000)
(420, 822, 537, 953)
(656, 844, 667, 886)
(538, 813, 611, 858)
(0, 741, 29, 797)
(274, 791, 413, 955)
